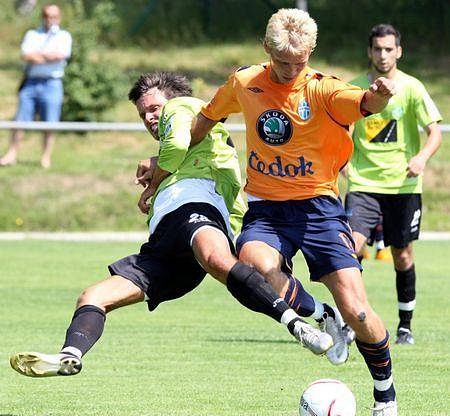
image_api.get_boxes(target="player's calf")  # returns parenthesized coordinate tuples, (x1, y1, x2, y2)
(227, 262, 333, 355)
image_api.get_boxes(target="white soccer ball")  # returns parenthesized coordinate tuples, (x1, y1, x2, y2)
(299, 379, 356, 416)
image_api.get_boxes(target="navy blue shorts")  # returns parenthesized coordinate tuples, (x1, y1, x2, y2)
(236, 196, 361, 281)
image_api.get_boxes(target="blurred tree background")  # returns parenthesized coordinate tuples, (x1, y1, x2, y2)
(1, 0, 447, 122)
(81, 0, 449, 58)
(0, 0, 448, 231)
(4, 1, 449, 52)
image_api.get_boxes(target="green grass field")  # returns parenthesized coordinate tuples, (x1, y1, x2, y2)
(1, 240, 449, 416)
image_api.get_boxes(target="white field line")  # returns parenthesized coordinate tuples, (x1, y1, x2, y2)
(0, 231, 449, 242)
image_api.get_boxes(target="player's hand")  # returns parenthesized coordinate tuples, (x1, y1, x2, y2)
(407, 154, 427, 177)
(369, 77, 396, 98)
(362, 77, 397, 114)
(138, 184, 156, 214)
(135, 156, 158, 187)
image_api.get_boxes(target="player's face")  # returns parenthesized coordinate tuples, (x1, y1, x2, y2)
(368, 35, 402, 75)
(135, 88, 168, 140)
(268, 48, 311, 84)
(42, 5, 61, 31)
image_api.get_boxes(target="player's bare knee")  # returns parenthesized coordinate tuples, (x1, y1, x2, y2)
(239, 248, 276, 276)
(392, 244, 413, 269)
(237, 244, 256, 267)
(76, 286, 106, 311)
(393, 252, 413, 270)
(204, 251, 235, 276)
(339, 301, 371, 330)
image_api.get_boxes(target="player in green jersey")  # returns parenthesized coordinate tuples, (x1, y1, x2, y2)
(10, 71, 334, 378)
(345, 24, 442, 346)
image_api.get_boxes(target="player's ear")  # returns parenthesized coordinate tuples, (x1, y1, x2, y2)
(396, 46, 402, 60)
(367, 46, 372, 60)
(263, 40, 271, 55)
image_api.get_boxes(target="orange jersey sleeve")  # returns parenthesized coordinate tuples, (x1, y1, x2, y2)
(201, 72, 242, 121)
(318, 77, 366, 126)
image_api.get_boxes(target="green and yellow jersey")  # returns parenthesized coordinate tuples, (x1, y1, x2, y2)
(150, 96, 245, 236)
(348, 70, 442, 194)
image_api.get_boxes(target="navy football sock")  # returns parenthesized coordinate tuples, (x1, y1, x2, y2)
(284, 275, 317, 318)
(356, 331, 396, 403)
(62, 304, 106, 357)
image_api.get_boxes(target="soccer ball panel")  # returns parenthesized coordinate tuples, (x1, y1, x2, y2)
(299, 379, 356, 416)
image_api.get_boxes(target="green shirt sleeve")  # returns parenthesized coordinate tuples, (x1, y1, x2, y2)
(157, 102, 193, 173)
(412, 81, 442, 128)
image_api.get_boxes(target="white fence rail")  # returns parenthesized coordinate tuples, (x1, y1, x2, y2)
(0, 231, 449, 241)
(0, 121, 449, 133)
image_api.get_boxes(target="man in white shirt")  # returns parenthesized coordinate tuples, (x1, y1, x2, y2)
(0, 3, 72, 168)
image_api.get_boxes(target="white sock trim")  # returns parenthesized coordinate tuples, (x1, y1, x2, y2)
(398, 299, 416, 311)
(376, 240, 385, 250)
(374, 375, 394, 392)
(60, 346, 82, 359)
(280, 309, 299, 326)
(311, 299, 325, 320)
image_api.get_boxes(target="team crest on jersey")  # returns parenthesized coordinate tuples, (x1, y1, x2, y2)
(163, 116, 173, 137)
(256, 110, 293, 146)
(298, 99, 311, 120)
(392, 107, 404, 119)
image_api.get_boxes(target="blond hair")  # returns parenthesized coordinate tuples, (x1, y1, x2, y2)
(264, 8, 317, 55)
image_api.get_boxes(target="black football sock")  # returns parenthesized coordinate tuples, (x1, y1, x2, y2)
(61, 304, 106, 357)
(396, 265, 416, 331)
(356, 331, 396, 403)
(227, 262, 294, 323)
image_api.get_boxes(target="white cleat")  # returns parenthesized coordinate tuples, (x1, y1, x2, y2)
(320, 306, 349, 365)
(371, 400, 398, 416)
(342, 323, 356, 345)
(10, 352, 82, 377)
(293, 320, 333, 355)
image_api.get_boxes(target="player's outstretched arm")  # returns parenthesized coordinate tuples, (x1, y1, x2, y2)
(190, 113, 218, 146)
(361, 77, 396, 114)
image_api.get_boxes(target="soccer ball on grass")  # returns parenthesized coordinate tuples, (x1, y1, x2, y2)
(299, 378, 356, 416)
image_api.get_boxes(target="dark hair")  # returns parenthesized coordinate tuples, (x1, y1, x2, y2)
(369, 24, 401, 47)
(128, 71, 193, 103)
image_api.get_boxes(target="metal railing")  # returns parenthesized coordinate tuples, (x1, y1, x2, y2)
(0, 121, 449, 133)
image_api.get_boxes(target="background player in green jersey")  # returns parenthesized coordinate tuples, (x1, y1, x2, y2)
(345, 24, 442, 345)
(10, 71, 333, 378)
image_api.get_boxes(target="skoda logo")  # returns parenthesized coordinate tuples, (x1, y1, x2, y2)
(256, 110, 293, 146)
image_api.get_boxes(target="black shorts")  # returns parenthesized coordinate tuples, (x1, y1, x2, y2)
(345, 192, 422, 248)
(108, 202, 232, 311)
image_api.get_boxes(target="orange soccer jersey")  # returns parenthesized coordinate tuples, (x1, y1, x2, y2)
(201, 64, 367, 201)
